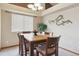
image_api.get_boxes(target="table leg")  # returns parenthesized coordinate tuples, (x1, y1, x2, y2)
(29, 42, 34, 56)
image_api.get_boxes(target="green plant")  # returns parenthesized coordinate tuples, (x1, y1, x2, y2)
(37, 23, 47, 32)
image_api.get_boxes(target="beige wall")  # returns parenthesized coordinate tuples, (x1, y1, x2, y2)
(0, 9, 1, 49)
(43, 4, 79, 53)
(33, 16, 43, 30)
(1, 10, 18, 48)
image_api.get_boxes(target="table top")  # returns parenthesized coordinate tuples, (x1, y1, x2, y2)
(21, 33, 49, 42)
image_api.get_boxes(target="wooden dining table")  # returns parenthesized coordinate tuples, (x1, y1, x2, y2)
(21, 33, 49, 56)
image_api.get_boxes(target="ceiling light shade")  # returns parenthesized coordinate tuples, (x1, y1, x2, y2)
(38, 6, 43, 10)
(27, 4, 34, 8)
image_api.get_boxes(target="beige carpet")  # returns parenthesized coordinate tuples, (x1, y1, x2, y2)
(0, 46, 78, 56)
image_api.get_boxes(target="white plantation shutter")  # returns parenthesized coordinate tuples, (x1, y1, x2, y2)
(23, 15, 33, 31)
(11, 13, 33, 32)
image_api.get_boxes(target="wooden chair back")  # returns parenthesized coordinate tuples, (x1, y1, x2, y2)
(45, 36, 61, 55)
(17, 32, 24, 56)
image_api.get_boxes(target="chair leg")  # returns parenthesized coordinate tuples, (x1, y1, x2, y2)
(19, 44, 20, 55)
(19, 41, 22, 55)
(55, 52, 58, 56)
(55, 44, 58, 56)
(24, 44, 27, 56)
(55, 48, 58, 56)
(24, 39, 28, 56)
(25, 51, 27, 56)
(21, 44, 23, 56)
(36, 50, 39, 56)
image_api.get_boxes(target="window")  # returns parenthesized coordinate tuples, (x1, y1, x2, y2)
(11, 13, 33, 32)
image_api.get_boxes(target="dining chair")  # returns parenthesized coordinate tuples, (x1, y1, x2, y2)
(22, 31, 32, 33)
(36, 36, 61, 56)
(17, 33, 24, 56)
(17, 31, 39, 56)
(17, 32, 30, 56)
(22, 35, 29, 56)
